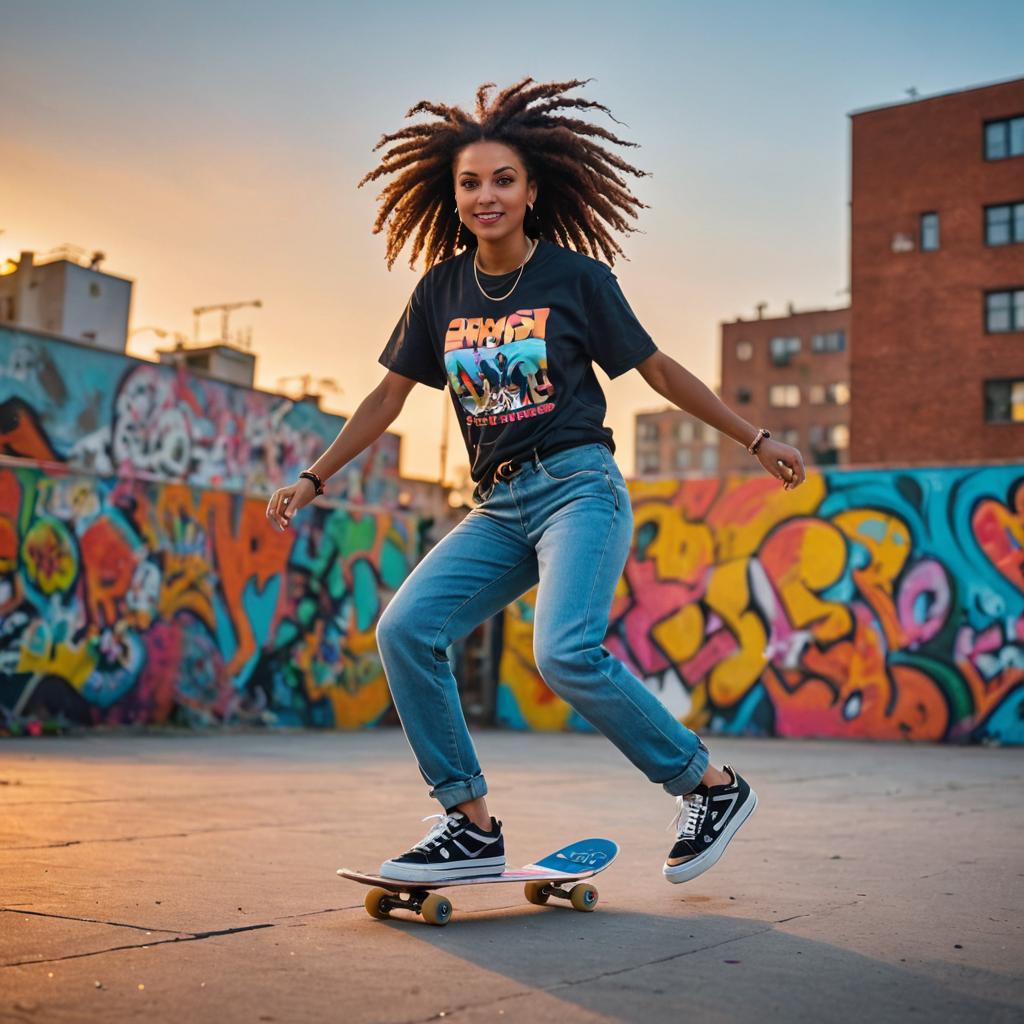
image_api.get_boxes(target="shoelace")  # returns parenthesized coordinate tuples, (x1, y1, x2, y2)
(668, 792, 707, 840)
(412, 813, 463, 852)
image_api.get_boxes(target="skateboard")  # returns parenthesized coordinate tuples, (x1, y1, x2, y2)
(337, 837, 618, 927)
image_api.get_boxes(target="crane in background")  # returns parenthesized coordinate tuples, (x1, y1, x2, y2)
(193, 299, 262, 347)
(276, 373, 342, 404)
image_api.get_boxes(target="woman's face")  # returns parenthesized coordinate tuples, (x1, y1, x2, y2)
(454, 141, 537, 246)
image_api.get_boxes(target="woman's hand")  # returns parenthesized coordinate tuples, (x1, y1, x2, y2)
(266, 477, 317, 531)
(755, 438, 805, 490)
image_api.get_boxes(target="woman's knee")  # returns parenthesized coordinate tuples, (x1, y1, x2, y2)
(376, 597, 416, 653)
(534, 639, 596, 691)
(377, 596, 442, 657)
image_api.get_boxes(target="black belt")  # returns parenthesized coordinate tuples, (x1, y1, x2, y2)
(480, 442, 610, 495)
(492, 452, 533, 483)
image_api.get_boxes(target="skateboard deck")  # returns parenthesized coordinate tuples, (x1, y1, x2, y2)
(338, 837, 618, 926)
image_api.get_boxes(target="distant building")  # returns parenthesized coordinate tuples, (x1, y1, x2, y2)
(634, 406, 719, 478)
(0, 250, 132, 353)
(850, 76, 1024, 464)
(719, 305, 851, 474)
(0, 323, 401, 505)
(158, 341, 256, 389)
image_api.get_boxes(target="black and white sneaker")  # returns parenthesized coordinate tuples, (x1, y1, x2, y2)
(379, 811, 506, 883)
(663, 765, 757, 884)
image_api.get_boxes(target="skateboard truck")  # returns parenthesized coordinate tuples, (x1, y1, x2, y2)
(524, 880, 599, 911)
(365, 887, 453, 926)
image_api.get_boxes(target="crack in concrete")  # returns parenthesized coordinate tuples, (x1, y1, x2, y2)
(0, 785, 358, 809)
(0, 908, 182, 935)
(1, 922, 274, 969)
(5, 820, 316, 851)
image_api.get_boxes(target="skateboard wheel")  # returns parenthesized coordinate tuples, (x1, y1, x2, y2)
(524, 881, 550, 906)
(364, 887, 391, 920)
(420, 893, 452, 927)
(569, 883, 598, 912)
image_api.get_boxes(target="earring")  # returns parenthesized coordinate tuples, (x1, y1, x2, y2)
(455, 219, 463, 250)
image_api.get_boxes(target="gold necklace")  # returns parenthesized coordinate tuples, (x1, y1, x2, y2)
(473, 237, 538, 302)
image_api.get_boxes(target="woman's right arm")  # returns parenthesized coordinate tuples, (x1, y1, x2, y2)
(265, 370, 418, 531)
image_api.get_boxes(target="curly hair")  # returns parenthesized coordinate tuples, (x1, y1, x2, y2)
(358, 77, 649, 270)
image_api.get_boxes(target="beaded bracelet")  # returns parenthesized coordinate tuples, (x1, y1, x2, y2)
(747, 428, 771, 456)
(298, 470, 324, 496)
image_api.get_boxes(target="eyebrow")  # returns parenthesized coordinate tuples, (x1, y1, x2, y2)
(458, 165, 517, 178)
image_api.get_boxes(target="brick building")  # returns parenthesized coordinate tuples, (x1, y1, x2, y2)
(718, 306, 851, 474)
(850, 76, 1024, 464)
(634, 405, 719, 478)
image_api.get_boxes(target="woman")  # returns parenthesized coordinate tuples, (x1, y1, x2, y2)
(265, 78, 805, 885)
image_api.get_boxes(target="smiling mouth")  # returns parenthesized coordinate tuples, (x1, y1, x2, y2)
(474, 212, 504, 223)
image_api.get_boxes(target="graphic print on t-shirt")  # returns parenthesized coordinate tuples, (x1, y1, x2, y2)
(443, 309, 556, 428)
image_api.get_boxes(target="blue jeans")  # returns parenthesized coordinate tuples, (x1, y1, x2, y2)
(375, 442, 709, 810)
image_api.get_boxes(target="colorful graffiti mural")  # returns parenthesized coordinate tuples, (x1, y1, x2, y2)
(497, 467, 1024, 744)
(0, 461, 422, 732)
(0, 326, 400, 505)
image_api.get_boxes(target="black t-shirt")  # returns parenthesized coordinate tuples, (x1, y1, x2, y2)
(378, 239, 658, 483)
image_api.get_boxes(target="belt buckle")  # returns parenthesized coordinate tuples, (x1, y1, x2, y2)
(495, 459, 521, 482)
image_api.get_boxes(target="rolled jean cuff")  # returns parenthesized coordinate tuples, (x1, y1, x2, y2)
(431, 773, 488, 811)
(660, 740, 710, 797)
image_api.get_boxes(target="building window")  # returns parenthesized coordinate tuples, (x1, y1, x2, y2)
(639, 452, 661, 474)
(811, 330, 846, 353)
(920, 212, 940, 251)
(827, 382, 850, 405)
(769, 384, 800, 408)
(675, 448, 692, 470)
(676, 420, 694, 443)
(769, 336, 801, 366)
(809, 384, 825, 405)
(700, 446, 718, 471)
(737, 387, 752, 404)
(830, 424, 850, 450)
(637, 421, 659, 441)
(985, 115, 1024, 161)
(985, 289, 1024, 333)
(702, 421, 717, 443)
(984, 379, 1024, 423)
(781, 427, 800, 446)
(985, 202, 1024, 246)
(809, 425, 825, 448)
(736, 340, 753, 361)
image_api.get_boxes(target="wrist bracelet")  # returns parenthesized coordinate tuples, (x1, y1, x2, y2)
(747, 428, 771, 456)
(298, 470, 324, 496)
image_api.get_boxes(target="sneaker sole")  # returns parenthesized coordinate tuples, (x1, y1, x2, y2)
(662, 789, 758, 884)
(379, 856, 507, 883)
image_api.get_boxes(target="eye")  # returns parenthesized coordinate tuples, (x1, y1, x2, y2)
(460, 180, 478, 189)
(497, 176, 514, 185)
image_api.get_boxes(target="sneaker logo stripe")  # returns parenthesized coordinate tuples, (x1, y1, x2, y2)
(709, 792, 738, 832)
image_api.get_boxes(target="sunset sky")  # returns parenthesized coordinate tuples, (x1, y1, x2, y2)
(3, 0, 1022, 484)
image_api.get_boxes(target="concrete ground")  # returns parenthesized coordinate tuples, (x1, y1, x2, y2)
(1, 731, 1022, 1024)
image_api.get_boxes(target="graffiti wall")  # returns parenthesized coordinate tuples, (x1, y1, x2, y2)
(0, 460, 422, 733)
(497, 466, 1024, 744)
(0, 326, 400, 506)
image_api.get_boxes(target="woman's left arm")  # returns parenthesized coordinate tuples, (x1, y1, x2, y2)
(634, 351, 806, 490)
